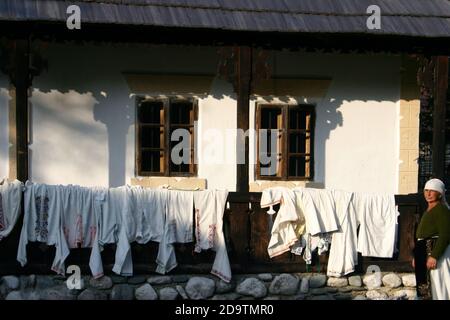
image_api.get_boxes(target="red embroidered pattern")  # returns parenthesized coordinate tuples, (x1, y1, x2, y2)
(88, 226, 97, 247)
(194, 209, 202, 253)
(208, 224, 217, 249)
(75, 214, 83, 247)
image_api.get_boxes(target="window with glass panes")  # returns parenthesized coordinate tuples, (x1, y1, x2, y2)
(136, 97, 197, 176)
(256, 104, 314, 180)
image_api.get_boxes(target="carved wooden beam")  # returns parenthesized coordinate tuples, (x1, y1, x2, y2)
(0, 39, 47, 181)
(432, 56, 448, 180)
(217, 46, 271, 192)
(416, 54, 448, 181)
(416, 55, 435, 103)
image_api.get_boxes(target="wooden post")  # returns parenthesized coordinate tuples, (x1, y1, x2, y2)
(432, 56, 448, 180)
(236, 46, 252, 192)
(12, 39, 30, 182)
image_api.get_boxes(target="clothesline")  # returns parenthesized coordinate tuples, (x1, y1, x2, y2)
(0, 180, 232, 283)
(261, 186, 399, 278)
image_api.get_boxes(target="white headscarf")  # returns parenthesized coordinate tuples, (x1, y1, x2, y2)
(424, 178, 449, 209)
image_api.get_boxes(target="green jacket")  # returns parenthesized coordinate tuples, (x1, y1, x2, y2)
(416, 203, 450, 260)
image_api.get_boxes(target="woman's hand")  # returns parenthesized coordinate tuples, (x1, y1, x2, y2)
(412, 258, 415, 269)
(426, 256, 437, 270)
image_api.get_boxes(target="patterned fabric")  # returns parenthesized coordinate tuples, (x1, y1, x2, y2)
(35, 195, 49, 241)
(414, 238, 438, 300)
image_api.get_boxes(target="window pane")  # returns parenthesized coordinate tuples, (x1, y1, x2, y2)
(141, 150, 164, 173)
(289, 133, 307, 153)
(169, 128, 192, 174)
(140, 126, 164, 148)
(260, 154, 282, 177)
(288, 156, 306, 177)
(289, 108, 308, 130)
(260, 129, 282, 154)
(170, 101, 193, 125)
(139, 101, 164, 124)
(170, 162, 191, 174)
(259, 106, 283, 178)
(261, 107, 282, 129)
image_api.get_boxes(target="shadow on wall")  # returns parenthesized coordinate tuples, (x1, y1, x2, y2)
(29, 88, 134, 188)
(267, 51, 401, 190)
(27, 42, 400, 189)
(28, 42, 223, 188)
(92, 90, 133, 187)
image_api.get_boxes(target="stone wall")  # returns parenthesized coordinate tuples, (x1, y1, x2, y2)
(0, 272, 417, 300)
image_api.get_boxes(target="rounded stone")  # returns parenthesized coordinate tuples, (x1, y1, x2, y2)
(269, 274, 299, 295)
(159, 287, 179, 300)
(89, 276, 113, 290)
(111, 284, 134, 300)
(309, 275, 327, 288)
(1, 276, 20, 290)
(258, 273, 273, 281)
(327, 277, 348, 288)
(366, 290, 388, 300)
(40, 285, 76, 300)
(236, 278, 267, 299)
(147, 276, 172, 285)
(185, 277, 215, 300)
(78, 288, 108, 300)
(135, 284, 158, 300)
(382, 273, 402, 288)
(401, 274, 416, 287)
(348, 276, 362, 287)
(391, 289, 417, 300)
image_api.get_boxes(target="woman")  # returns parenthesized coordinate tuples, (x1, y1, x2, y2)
(413, 178, 450, 300)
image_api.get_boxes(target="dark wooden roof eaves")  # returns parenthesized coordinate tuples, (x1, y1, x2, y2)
(1, 0, 450, 37)
(71, 0, 450, 17)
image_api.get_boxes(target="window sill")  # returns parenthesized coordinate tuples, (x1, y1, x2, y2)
(131, 177, 206, 190)
(249, 181, 324, 192)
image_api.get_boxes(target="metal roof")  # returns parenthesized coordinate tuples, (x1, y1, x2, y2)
(1, 0, 450, 38)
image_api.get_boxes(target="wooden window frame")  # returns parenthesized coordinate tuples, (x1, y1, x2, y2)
(256, 103, 315, 181)
(136, 96, 198, 177)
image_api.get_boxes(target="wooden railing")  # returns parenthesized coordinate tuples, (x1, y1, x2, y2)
(0, 192, 424, 276)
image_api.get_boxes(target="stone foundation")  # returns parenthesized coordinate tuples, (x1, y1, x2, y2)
(0, 272, 417, 300)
